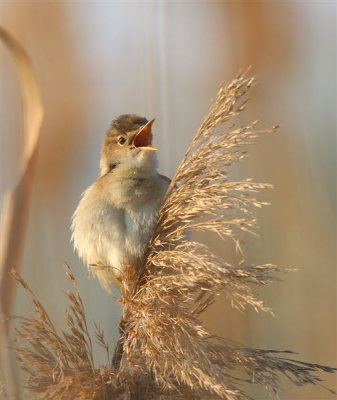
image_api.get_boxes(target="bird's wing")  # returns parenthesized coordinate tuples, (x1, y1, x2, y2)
(157, 173, 171, 185)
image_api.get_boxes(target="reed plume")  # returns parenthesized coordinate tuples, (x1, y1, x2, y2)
(12, 71, 336, 399)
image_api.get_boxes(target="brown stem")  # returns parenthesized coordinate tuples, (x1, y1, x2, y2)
(111, 317, 127, 370)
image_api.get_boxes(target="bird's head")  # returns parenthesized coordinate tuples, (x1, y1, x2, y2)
(100, 114, 158, 176)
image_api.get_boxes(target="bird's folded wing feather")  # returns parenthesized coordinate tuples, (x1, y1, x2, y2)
(157, 173, 171, 185)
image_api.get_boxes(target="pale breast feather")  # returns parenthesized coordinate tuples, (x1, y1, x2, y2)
(72, 185, 126, 271)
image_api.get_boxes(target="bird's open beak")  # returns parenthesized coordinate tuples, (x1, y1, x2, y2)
(132, 118, 157, 151)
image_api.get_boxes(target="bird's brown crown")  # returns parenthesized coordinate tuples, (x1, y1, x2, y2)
(110, 114, 148, 134)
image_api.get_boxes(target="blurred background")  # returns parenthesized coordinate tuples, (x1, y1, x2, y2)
(0, 1, 335, 399)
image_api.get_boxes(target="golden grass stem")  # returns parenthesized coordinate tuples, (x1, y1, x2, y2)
(0, 25, 43, 400)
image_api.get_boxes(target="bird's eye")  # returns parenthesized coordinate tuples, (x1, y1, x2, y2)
(118, 136, 126, 145)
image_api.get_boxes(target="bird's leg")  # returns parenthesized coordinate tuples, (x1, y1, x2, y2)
(111, 316, 126, 370)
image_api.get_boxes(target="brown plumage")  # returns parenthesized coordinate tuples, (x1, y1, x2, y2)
(71, 115, 169, 291)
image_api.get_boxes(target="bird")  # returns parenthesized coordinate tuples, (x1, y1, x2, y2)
(71, 114, 170, 291)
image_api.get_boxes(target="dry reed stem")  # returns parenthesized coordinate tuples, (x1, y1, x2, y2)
(0, 26, 43, 316)
(0, 379, 4, 396)
(0, 26, 43, 400)
(12, 71, 336, 399)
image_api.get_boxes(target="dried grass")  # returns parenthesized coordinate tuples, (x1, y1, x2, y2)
(12, 71, 336, 399)
(11, 267, 116, 400)
(0, 26, 43, 400)
(0, 26, 43, 316)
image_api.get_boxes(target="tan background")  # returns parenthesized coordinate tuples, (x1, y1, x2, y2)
(0, 1, 336, 399)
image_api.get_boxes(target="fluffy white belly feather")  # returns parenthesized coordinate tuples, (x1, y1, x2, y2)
(71, 177, 167, 289)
